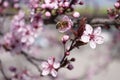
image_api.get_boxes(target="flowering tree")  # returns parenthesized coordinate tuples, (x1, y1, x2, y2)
(0, 0, 120, 80)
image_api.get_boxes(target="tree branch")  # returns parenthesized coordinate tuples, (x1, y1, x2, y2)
(21, 51, 44, 62)
(90, 18, 120, 26)
(21, 51, 42, 75)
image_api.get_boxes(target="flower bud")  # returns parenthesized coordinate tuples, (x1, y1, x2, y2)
(70, 58, 75, 62)
(79, 1, 84, 5)
(73, 11, 80, 18)
(45, 11, 51, 17)
(65, 51, 70, 56)
(14, 3, 19, 9)
(114, 2, 120, 9)
(64, 2, 69, 7)
(61, 35, 69, 44)
(3, 1, 9, 8)
(41, 4, 46, 9)
(9, 66, 17, 72)
(67, 64, 74, 70)
(107, 8, 116, 19)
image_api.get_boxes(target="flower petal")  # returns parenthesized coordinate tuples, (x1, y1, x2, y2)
(53, 62, 60, 69)
(62, 15, 69, 21)
(89, 40, 96, 49)
(48, 57, 54, 65)
(81, 35, 90, 42)
(51, 69, 57, 77)
(42, 68, 50, 76)
(29, 36, 35, 44)
(62, 16, 73, 26)
(94, 27, 101, 35)
(41, 62, 49, 68)
(85, 24, 93, 34)
(95, 36, 104, 44)
(21, 37, 27, 43)
(45, 0, 51, 3)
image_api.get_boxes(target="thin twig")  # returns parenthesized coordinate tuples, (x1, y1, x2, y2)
(60, 38, 77, 67)
(21, 51, 42, 75)
(67, 38, 77, 52)
(21, 51, 44, 62)
(60, 44, 66, 64)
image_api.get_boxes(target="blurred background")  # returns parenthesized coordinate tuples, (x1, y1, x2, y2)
(0, 0, 120, 80)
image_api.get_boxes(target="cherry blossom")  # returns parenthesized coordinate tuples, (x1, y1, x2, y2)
(14, 3, 20, 9)
(81, 24, 104, 49)
(41, 0, 58, 9)
(114, 2, 120, 9)
(3, 10, 43, 53)
(41, 57, 60, 77)
(63, 1, 70, 7)
(20, 25, 36, 46)
(45, 11, 51, 17)
(3, 33, 24, 54)
(3, 1, 9, 8)
(73, 11, 80, 18)
(107, 8, 117, 19)
(29, 0, 40, 9)
(57, 15, 73, 33)
(11, 10, 42, 46)
(61, 35, 69, 43)
(11, 11, 36, 45)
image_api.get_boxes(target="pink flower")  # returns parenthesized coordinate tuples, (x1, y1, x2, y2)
(63, 2, 69, 7)
(20, 25, 36, 45)
(14, 3, 19, 9)
(114, 2, 120, 9)
(41, 57, 60, 77)
(45, 11, 51, 17)
(73, 11, 80, 18)
(29, 0, 39, 8)
(3, 33, 24, 54)
(61, 35, 69, 43)
(107, 8, 116, 19)
(81, 24, 104, 49)
(11, 10, 41, 46)
(3, 1, 9, 7)
(57, 16, 73, 33)
(41, 0, 58, 9)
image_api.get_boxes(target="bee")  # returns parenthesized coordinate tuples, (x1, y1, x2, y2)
(56, 21, 69, 30)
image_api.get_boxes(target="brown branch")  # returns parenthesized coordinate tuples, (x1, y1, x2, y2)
(59, 38, 77, 68)
(21, 51, 42, 75)
(21, 51, 44, 62)
(90, 18, 120, 26)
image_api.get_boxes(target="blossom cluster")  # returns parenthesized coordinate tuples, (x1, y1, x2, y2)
(107, 0, 120, 19)
(3, 10, 43, 53)
(0, 0, 20, 13)
(29, 0, 81, 18)
(106, 0, 120, 30)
